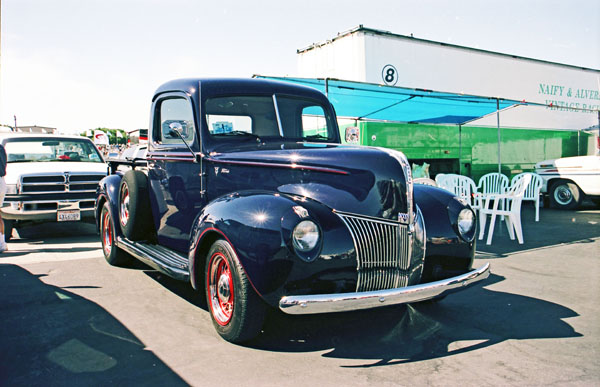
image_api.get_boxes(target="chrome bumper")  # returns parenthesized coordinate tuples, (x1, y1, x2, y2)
(279, 263, 490, 315)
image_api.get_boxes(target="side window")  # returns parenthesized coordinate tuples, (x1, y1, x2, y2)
(158, 98, 196, 145)
(301, 105, 328, 138)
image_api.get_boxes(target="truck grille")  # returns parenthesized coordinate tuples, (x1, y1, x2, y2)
(337, 212, 412, 292)
(21, 173, 105, 194)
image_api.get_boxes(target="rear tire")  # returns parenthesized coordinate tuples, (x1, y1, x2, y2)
(549, 180, 582, 210)
(119, 170, 154, 241)
(205, 239, 265, 343)
(100, 203, 131, 266)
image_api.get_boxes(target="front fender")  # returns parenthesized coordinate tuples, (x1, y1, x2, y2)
(95, 174, 123, 234)
(188, 191, 356, 307)
(414, 184, 476, 281)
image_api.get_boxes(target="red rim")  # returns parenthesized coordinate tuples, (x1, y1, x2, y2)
(119, 184, 130, 227)
(207, 252, 234, 326)
(102, 210, 112, 257)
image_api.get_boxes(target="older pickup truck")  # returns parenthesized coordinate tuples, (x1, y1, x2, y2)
(95, 78, 489, 343)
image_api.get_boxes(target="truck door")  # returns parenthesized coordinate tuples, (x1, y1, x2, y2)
(147, 94, 204, 253)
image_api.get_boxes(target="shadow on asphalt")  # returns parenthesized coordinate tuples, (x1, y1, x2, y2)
(246, 273, 581, 366)
(144, 270, 208, 311)
(475, 203, 600, 258)
(9, 221, 99, 243)
(0, 264, 187, 385)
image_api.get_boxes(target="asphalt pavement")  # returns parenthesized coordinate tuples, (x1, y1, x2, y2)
(1, 202, 598, 386)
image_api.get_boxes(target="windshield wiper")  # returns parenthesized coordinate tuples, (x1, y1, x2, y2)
(214, 131, 259, 138)
(304, 134, 330, 141)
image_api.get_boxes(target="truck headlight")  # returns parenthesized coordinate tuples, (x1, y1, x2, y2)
(292, 220, 320, 252)
(6, 184, 18, 195)
(457, 208, 475, 236)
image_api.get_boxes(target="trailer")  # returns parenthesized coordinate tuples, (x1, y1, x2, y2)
(294, 26, 600, 180)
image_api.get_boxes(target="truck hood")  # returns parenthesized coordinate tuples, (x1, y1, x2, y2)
(535, 155, 600, 170)
(208, 142, 412, 220)
(4, 162, 108, 185)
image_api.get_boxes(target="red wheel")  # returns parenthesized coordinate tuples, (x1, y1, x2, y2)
(102, 208, 113, 257)
(204, 239, 266, 343)
(119, 184, 130, 228)
(100, 203, 131, 266)
(207, 252, 235, 325)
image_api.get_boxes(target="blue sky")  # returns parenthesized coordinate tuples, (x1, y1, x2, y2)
(1, 0, 599, 133)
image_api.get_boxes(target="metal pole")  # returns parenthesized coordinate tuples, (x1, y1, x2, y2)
(496, 99, 501, 174)
(325, 78, 329, 98)
(458, 124, 462, 175)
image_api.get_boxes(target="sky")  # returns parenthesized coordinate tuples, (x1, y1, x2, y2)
(1, 0, 599, 134)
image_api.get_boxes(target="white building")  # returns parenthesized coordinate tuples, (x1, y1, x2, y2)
(297, 26, 600, 131)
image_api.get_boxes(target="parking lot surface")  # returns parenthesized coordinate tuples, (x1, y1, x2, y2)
(1, 204, 599, 386)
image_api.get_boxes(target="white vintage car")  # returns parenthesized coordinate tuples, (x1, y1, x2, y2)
(1, 133, 108, 240)
(535, 155, 600, 210)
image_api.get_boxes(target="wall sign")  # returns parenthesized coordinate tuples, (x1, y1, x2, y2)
(382, 64, 398, 86)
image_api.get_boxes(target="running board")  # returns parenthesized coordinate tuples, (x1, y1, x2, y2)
(116, 237, 189, 281)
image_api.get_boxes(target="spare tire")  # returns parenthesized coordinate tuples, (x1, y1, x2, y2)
(119, 170, 154, 241)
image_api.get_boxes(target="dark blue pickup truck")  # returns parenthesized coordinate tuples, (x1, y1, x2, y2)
(96, 78, 489, 343)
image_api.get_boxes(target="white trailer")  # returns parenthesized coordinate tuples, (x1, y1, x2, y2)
(297, 26, 600, 132)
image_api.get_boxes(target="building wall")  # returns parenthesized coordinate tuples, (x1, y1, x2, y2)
(298, 28, 600, 131)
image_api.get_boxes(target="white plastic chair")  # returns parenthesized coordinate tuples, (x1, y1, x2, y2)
(477, 172, 509, 197)
(478, 173, 532, 245)
(511, 172, 543, 222)
(477, 172, 509, 212)
(435, 174, 479, 208)
(414, 177, 437, 187)
(434, 173, 447, 187)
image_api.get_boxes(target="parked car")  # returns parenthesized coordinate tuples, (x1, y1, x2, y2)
(535, 155, 600, 209)
(96, 78, 490, 343)
(1, 133, 107, 240)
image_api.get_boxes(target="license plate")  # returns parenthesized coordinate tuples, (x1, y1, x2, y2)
(57, 210, 81, 222)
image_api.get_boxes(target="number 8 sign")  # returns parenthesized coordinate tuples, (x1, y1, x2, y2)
(382, 64, 398, 86)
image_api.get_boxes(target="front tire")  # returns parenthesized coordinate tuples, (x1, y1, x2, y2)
(100, 203, 131, 266)
(549, 180, 582, 210)
(205, 239, 265, 343)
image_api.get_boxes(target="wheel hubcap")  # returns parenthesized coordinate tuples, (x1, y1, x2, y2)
(555, 185, 573, 205)
(120, 185, 130, 227)
(208, 253, 234, 326)
(102, 211, 112, 256)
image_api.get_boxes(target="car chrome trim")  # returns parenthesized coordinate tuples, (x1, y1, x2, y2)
(206, 158, 350, 175)
(279, 263, 490, 314)
(273, 94, 284, 137)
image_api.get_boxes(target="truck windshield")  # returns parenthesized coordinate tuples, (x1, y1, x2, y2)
(205, 95, 337, 142)
(4, 138, 104, 163)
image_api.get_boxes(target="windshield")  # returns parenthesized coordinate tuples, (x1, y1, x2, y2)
(4, 138, 104, 163)
(205, 95, 337, 142)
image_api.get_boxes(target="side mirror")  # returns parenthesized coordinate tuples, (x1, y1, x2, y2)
(345, 126, 359, 144)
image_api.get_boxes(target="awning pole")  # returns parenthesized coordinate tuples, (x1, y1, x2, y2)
(325, 78, 329, 98)
(458, 124, 462, 175)
(496, 98, 501, 174)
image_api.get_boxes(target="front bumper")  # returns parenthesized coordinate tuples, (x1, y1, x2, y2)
(279, 263, 490, 314)
(1, 201, 96, 221)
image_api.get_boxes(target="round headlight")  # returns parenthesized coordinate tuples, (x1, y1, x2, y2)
(292, 220, 320, 252)
(457, 208, 475, 236)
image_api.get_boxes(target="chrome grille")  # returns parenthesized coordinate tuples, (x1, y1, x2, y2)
(21, 173, 105, 194)
(337, 212, 412, 292)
